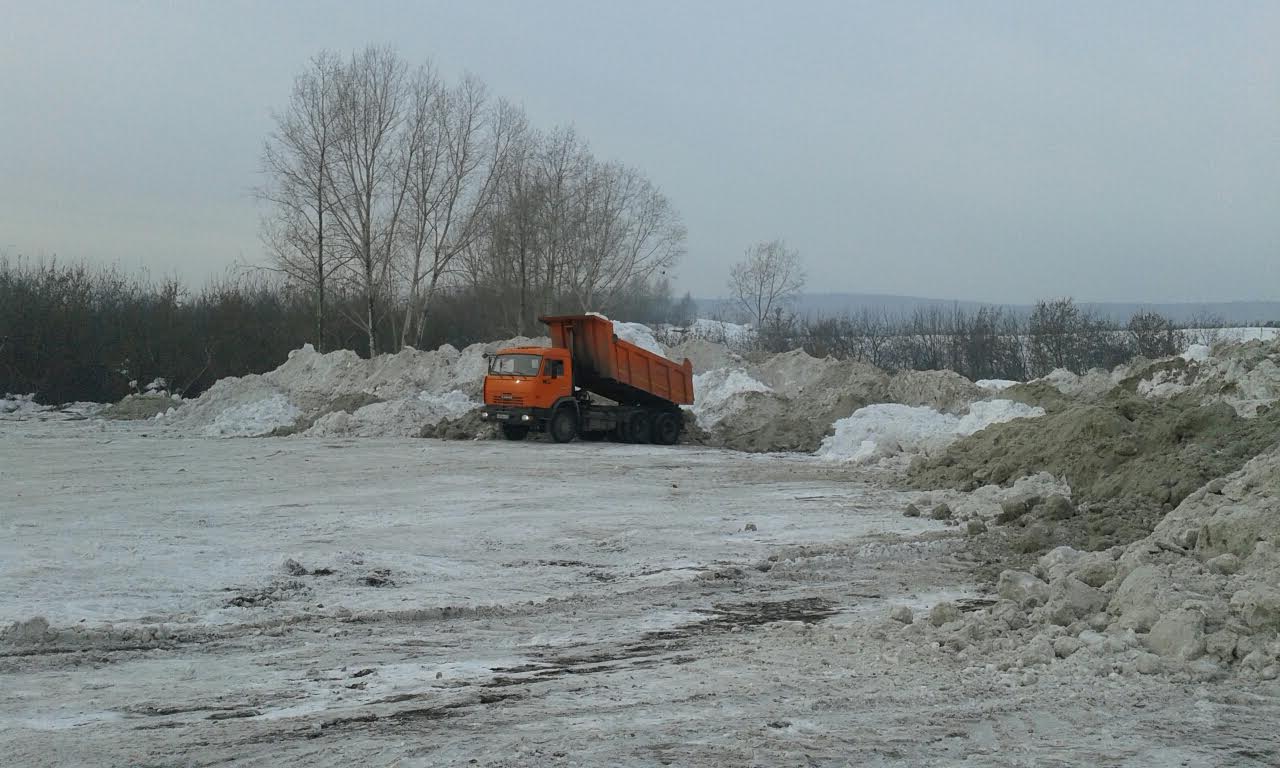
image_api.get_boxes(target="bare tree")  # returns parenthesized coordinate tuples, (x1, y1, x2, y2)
(398, 76, 523, 348)
(535, 127, 592, 315)
(1027, 298, 1084, 375)
(326, 46, 412, 357)
(1128, 310, 1182, 359)
(1183, 311, 1226, 348)
(728, 239, 805, 330)
(258, 51, 344, 350)
(566, 161, 685, 312)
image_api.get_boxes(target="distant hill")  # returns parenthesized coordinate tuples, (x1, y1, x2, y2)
(698, 293, 1280, 326)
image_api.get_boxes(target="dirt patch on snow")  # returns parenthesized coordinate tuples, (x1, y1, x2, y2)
(911, 392, 1280, 506)
(100, 394, 180, 420)
(421, 408, 492, 440)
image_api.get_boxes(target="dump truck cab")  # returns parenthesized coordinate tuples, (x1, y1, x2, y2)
(481, 345, 582, 442)
(482, 346, 574, 412)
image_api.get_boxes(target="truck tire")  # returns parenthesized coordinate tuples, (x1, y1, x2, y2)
(550, 408, 578, 443)
(501, 424, 528, 441)
(626, 411, 651, 444)
(651, 411, 680, 445)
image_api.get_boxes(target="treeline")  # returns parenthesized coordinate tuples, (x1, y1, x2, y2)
(262, 46, 686, 355)
(0, 258, 692, 403)
(0, 258, 1245, 403)
(745, 299, 1226, 381)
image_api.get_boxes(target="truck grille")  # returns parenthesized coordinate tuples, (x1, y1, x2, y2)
(498, 394, 525, 405)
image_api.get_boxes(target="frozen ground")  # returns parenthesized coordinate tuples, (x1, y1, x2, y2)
(2, 421, 1278, 766)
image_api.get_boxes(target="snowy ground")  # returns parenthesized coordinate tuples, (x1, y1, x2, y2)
(3, 421, 1279, 766)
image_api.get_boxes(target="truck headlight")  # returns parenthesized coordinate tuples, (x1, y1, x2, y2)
(480, 411, 489, 420)
(521, 414, 531, 421)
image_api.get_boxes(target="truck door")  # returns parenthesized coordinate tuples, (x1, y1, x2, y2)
(542, 357, 572, 403)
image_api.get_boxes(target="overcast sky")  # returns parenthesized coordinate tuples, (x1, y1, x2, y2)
(2, 1, 1277, 303)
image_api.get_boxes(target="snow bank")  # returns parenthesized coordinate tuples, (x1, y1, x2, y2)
(912, 444, 1280, 678)
(1134, 336, 1280, 416)
(1035, 367, 1129, 399)
(0, 394, 48, 419)
(687, 369, 772, 428)
(306, 390, 474, 438)
(976, 379, 1020, 391)
(160, 339, 535, 438)
(955, 399, 1046, 435)
(818, 399, 1045, 464)
(202, 394, 301, 437)
(612, 321, 667, 357)
(817, 404, 958, 463)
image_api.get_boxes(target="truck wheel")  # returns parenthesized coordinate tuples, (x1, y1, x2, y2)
(550, 408, 578, 443)
(501, 425, 528, 441)
(651, 411, 681, 445)
(626, 411, 650, 444)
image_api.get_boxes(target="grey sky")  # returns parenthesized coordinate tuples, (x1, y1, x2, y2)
(2, 1, 1277, 303)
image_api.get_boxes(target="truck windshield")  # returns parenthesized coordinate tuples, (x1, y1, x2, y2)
(488, 354, 542, 376)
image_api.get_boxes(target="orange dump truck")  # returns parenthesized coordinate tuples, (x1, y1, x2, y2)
(479, 314, 694, 444)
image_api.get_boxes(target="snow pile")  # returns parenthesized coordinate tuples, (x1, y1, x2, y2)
(612, 321, 667, 357)
(887, 369, 985, 414)
(927, 472, 1074, 523)
(583, 312, 672, 358)
(0, 393, 48, 419)
(666, 338, 744, 373)
(687, 369, 772, 428)
(160, 339, 546, 438)
(1035, 367, 1129, 399)
(448, 337, 547, 396)
(903, 445, 1280, 679)
(202, 393, 301, 437)
(306, 390, 474, 438)
(976, 379, 1020, 391)
(956, 399, 1046, 435)
(819, 399, 1044, 464)
(817, 404, 958, 463)
(1134, 337, 1280, 416)
(752, 349, 846, 392)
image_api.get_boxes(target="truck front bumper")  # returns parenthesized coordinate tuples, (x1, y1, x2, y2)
(478, 405, 536, 424)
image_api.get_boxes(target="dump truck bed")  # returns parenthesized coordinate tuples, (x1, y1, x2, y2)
(540, 315, 694, 407)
